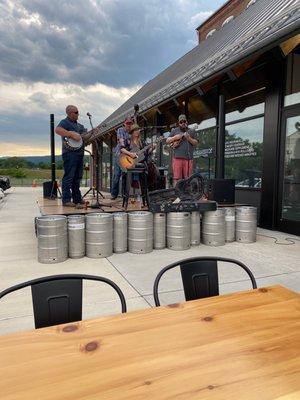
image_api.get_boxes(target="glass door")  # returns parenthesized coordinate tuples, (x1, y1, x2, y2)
(278, 108, 300, 235)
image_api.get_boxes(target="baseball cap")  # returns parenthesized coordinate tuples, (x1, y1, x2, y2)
(124, 117, 133, 125)
(178, 114, 187, 122)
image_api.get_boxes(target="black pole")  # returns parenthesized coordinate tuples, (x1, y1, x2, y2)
(88, 115, 106, 209)
(216, 93, 225, 179)
(50, 114, 56, 182)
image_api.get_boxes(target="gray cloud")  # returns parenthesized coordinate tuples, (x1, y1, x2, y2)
(0, 0, 224, 87)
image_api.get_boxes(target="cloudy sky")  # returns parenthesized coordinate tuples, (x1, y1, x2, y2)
(0, 0, 224, 156)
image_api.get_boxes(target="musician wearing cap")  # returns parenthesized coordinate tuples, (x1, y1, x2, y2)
(111, 117, 135, 200)
(166, 114, 198, 186)
(55, 105, 89, 208)
(117, 123, 154, 203)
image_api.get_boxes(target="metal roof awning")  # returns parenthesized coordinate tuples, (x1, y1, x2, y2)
(94, 0, 300, 138)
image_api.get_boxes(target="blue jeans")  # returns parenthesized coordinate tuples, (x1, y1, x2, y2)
(111, 158, 123, 197)
(62, 152, 84, 204)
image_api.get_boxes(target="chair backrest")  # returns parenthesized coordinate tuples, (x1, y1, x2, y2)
(0, 274, 127, 328)
(153, 257, 257, 306)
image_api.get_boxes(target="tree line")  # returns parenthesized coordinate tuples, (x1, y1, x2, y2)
(0, 157, 64, 170)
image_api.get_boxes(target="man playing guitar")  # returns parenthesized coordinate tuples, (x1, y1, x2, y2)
(55, 105, 90, 208)
(166, 114, 198, 186)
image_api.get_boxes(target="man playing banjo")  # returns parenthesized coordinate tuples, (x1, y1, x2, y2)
(55, 105, 91, 208)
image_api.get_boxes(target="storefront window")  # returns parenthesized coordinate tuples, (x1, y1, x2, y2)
(225, 117, 264, 188)
(102, 141, 111, 190)
(226, 102, 264, 123)
(161, 130, 173, 185)
(284, 46, 300, 107)
(191, 118, 216, 179)
(144, 129, 159, 164)
(281, 115, 300, 222)
(284, 92, 300, 107)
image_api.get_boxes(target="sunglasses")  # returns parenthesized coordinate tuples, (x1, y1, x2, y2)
(72, 111, 79, 114)
(179, 120, 187, 124)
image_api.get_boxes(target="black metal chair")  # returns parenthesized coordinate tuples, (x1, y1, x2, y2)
(0, 274, 127, 328)
(153, 257, 257, 306)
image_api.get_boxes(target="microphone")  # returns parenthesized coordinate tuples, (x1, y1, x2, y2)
(87, 112, 92, 118)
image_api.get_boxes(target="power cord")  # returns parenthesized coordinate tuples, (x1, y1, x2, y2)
(257, 233, 300, 245)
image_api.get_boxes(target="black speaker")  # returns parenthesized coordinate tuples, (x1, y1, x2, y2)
(207, 179, 235, 204)
(156, 175, 166, 190)
(43, 181, 57, 198)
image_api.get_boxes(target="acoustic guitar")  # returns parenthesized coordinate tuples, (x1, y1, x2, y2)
(119, 136, 164, 170)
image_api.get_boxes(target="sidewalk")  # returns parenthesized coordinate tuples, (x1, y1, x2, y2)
(0, 187, 299, 335)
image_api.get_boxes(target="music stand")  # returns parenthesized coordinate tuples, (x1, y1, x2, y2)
(82, 149, 104, 199)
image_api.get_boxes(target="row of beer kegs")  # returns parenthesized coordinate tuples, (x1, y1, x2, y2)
(35, 207, 257, 264)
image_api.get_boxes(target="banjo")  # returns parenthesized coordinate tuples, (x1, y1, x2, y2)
(63, 131, 84, 151)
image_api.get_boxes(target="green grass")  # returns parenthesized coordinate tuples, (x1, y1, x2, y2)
(0, 169, 90, 186)
(0, 168, 64, 179)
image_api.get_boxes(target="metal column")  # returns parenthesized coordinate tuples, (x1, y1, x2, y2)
(216, 94, 225, 178)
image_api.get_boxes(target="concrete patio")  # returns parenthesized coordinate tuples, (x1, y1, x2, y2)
(0, 186, 299, 335)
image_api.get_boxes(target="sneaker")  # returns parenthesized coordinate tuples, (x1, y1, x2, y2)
(63, 202, 75, 207)
(111, 195, 117, 200)
(75, 203, 85, 209)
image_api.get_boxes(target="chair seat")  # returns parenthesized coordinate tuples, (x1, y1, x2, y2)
(122, 168, 149, 209)
(127, 167, 146, 172)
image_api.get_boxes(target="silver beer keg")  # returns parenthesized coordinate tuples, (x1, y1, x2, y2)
(37, 215, 68, 263)
(113, 212, 128, 253)
(67, 215, 85, 258)
(85, 213, 113, 258)
(202, 209, 226, 246)
(167, 212, 191, 251)
(153, 213, 166, 250)
(224, 207, 235, 242)
(191, 211, 201, 246)
(128, 211, 153, 254)
(235, 206, 257, 243)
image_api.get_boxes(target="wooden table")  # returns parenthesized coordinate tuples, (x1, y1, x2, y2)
(1, 285, 299, 400)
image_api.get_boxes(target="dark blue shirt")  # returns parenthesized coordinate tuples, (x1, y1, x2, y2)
(57, 117, 86, 155)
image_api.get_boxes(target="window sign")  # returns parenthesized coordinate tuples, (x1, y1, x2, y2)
(225, 139, 257, 158)
(225, 117, 264, 188)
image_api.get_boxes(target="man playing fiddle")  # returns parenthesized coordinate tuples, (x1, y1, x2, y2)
(166, 114, 198, 186)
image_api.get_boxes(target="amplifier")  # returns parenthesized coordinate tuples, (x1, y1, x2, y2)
(149, 200, 217, 213)
(43, 181, 57, 199)
(207, 179, 235, 204)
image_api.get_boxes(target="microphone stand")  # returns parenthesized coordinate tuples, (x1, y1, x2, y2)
(87, 115, 106, 210)
(82, 149, 96, 198)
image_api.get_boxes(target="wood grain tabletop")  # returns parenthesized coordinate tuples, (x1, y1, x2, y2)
(0, 285, 299, 400)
